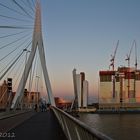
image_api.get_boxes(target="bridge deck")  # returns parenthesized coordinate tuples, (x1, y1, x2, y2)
(8, 111, 67, 140)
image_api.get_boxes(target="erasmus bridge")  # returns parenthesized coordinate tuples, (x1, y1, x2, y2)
(0, 0, 111, 139)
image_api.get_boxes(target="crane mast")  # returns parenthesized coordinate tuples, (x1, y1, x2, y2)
(135, 41, 137, 70)
(134, 41, 137, 100)
(109, 40, 119, 98)
(125, 40, 135, 68)
(125, 40, 136, 99)
(110, 40, 119, 71)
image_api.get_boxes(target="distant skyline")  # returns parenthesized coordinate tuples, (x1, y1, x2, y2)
(0, 0, 140, 103)
(41, 0, 140, 102)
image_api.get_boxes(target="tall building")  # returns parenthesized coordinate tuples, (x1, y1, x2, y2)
(73, 69, 88, 108)
(72, 68, 78, 109)
(76, 74, 82, 108)
(99, 67, 140, 109)
(80, 72, 85, 107)
(83, 80, 88, 107)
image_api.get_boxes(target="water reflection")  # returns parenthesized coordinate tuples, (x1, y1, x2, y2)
(79, 114, 140, 140)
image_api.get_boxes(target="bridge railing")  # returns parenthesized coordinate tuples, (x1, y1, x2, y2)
(52, 106, 112, 140)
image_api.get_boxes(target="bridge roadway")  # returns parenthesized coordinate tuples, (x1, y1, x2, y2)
(2, 110, 67, 140)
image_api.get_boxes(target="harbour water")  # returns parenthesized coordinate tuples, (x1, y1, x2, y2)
(79, 113, 140, 140)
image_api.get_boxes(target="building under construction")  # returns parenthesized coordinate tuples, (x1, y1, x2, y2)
(99, 67, 140, 109)
(99, 40, 140, 110)
(99, 67, 140, 110)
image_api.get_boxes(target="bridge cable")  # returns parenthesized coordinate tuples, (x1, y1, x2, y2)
(0, 50, 24, 74)
(13, 59, 25, 90)
(6, 42, 32, 81)
(21, 0, 35, 14)
(27, 0, 35, 13)
(6, 42, 32, 91)
(0, 39, 32, 62)
(0, 2, 32, 19)
(0, 31, 27, 39)
(6, 53, 26, 103)
(31, 0, 36, 9)
(30, 52, 38, 93)
(28, 67, 32, 94)
(0, 14, 32, 22)
(0, 51, 24, 80)
(19, 1, 34, 17)
(0, 37, 32, 71)
(12, 0, 34, 19)
(0, 26, 32, 29)
(0, 34, 31, 50)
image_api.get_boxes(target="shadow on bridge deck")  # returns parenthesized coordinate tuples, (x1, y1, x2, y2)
(8, 111, 67, 140)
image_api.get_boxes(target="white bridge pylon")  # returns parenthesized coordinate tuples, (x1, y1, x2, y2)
(11, 1, 56, 109)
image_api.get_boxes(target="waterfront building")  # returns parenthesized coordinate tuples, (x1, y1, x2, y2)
(99, 67, 140, 110)
(73, 69, 88, 109)
(76, 74, 82, 108)
(0, 79, 40, 110)
(0, 79, 14, 110)
(80, 72, 85, 107)
(83, 80, 88, 107)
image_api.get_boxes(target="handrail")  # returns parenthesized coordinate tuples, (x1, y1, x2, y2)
(52, 106, 112, 140)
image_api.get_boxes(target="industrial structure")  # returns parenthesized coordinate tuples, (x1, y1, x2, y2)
(99, 40, 140, 110)
(72, 69, 88, 109)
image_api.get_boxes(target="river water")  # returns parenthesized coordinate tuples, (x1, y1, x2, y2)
(79, 113, 140, 140)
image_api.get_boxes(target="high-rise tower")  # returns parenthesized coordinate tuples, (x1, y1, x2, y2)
(73, 69, 88, 108)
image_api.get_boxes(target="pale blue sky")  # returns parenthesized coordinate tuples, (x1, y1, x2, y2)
(41, 0, 140, 101)
(0, 0, 140, 102)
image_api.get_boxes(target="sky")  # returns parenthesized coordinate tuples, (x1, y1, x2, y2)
(0, 0, 140, 103)
(40, 0, 140, 102)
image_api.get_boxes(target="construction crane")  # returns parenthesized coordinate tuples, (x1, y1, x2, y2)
(109, 40, 119, 71)
(125, 40, 136, 98)
(134, 41, 138, 70)
(125, 40, 135, 67)
(134, 41, 137, 100)
(109, 40, 119, 98)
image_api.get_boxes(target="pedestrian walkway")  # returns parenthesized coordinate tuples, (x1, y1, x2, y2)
(8, 111, 67, 140)
(0, 111, 36, 133)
